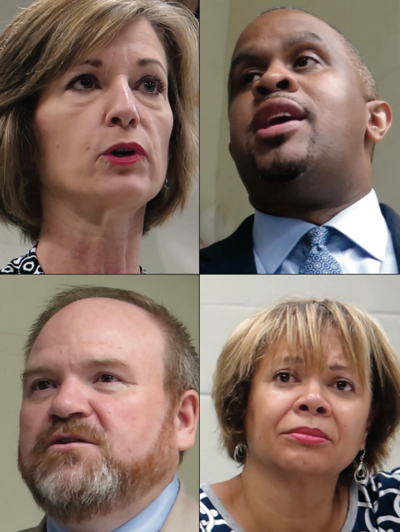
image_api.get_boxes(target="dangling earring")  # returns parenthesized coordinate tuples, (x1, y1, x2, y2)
(164, 177, 170, 189)
(354, 449, 369, 485)
(233, 442, 247, 463)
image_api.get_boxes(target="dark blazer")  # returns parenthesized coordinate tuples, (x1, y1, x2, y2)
(17, 483, 197, 532)
(200, 203, 400, 274)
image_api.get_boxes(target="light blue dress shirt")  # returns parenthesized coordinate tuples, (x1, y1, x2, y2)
(47, 476, 180, 532)
(253, 189, 398, 274)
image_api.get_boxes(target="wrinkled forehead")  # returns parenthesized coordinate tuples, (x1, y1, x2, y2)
(232, 9, 346, 63)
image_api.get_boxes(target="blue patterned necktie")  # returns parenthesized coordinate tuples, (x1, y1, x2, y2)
(299, 226, 342, 274)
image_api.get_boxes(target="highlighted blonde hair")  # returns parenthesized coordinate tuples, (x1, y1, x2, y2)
(213, 298, 400, 473)
(0, 0, 198, 241)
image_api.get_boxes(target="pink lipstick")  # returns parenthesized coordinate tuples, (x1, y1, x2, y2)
(285, 427, 330, 445)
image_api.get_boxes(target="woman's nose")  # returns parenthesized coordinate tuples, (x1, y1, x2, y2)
(104, 79, 140, 128)
(49, 380, 92, 420)
(252, 61, 299, 100)
(294, 381, 331, 416)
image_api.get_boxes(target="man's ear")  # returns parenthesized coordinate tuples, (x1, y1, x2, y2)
(175, 389, 199, 452)
(365, 100, 392, 143)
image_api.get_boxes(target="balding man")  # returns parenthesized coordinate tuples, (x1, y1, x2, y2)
(17, 285, 198, 532)
(201, 8, 400, 274)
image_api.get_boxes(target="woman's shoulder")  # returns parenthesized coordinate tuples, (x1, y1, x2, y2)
(354, 468, 400, 530)
(0, 244, 44, 274)
(200, 485, 243, 532)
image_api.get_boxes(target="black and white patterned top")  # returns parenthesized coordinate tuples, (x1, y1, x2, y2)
(0, 244, 147, 274)
(200, 469, 400, 532)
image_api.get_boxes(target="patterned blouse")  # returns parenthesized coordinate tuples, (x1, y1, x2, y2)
(0, 244, 147, 274)
(200, 469, 400, 532)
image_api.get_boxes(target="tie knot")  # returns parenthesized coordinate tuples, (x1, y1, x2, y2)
(306, 226, 331, 247)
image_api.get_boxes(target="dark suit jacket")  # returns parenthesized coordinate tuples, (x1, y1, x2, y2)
(200, 203, 400, 274)
(17, 483, 198, 532)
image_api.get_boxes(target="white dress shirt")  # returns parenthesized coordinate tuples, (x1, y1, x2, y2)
(253, 189, 398, 274)
(47, 476, 180, 532)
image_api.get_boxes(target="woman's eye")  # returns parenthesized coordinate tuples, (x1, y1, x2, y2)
(137, 76, 166, 96)
(275, 371, 293, 383)
(67, 74, 98, 92)
(335, 380, 354, 392)
(294, 55, 319, 68)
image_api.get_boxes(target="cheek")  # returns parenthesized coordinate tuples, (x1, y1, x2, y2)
(19, 405, 43, 455)
(160, 108, 174, 155)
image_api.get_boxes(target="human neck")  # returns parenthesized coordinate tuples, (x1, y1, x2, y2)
(37, 204, 145, 274)
(212, 465, 349, 532)
(254, 188, 370, 226)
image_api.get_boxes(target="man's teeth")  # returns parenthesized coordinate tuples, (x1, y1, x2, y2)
(268, 112, 293, 125)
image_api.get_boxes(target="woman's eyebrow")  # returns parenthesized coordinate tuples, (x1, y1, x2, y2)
(328, 363, 349, 371)
(77, 57, 167, 76)
(78, 59, 103, 68)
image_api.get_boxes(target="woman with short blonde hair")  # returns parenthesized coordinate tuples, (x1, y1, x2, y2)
(201, 298, 400, 532)
(0, 0, 198, 273)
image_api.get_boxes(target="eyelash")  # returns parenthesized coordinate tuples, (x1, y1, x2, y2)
(66, 73, 166, 96)
(239, 54, 320, 87)
(30, 373, 120, 392)
(274, 371, 355, 392)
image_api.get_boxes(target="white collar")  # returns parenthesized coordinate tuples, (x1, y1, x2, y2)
(253, 189, 388, 273)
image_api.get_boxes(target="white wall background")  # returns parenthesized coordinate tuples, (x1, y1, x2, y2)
(200, 275, 400, 485)
(200, 0, 400, 245)
(0, 275, 199, 531)
(0, 0, 199, 273)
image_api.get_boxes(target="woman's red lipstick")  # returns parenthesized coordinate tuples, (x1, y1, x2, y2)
(102, 142, 147, 166)
(285, 427, 330, 445)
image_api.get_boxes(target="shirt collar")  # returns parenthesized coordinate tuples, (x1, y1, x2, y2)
(253, 189, 387, 273)
(47, 476, 180, 532)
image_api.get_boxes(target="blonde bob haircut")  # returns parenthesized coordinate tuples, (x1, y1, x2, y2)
(0, 0, 198, 242)
(213, 298, 400, 474)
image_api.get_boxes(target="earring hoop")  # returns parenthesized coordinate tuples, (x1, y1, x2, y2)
(354, 449, 369, 485)
(233, 442, 247, 463)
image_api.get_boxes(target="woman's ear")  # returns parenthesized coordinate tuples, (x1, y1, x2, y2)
(365, 100, 392, 143)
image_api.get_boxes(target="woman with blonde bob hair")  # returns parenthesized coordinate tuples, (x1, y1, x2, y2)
(0, 0, 198, 273)
(201, 298, 400, 532)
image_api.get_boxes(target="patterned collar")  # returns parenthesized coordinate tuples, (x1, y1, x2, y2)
(0, 244, 147, 274)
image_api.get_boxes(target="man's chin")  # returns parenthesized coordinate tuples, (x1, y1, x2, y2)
(257, 158, 308, 183)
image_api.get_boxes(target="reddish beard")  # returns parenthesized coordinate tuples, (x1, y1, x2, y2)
(18, 409, 177, 525)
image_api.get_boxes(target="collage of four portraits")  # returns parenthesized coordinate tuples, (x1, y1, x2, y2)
(2, 1, 400, 531)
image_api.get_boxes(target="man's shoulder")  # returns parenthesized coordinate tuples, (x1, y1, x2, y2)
(200, 215, 257, 274)
(161, 483, 198, 532)
(17, 518, 46, 532)
(380, 203, 400, 265)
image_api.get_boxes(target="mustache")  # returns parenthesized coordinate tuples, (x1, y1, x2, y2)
(248, 93, 312, 133)
(33, 418, 107, 454)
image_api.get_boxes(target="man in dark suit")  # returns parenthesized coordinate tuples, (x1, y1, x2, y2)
(201, 8, 400, 274)
(17, 286, 199, 532)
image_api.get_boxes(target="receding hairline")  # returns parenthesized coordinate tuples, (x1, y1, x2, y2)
(24, 296, 167, 361)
